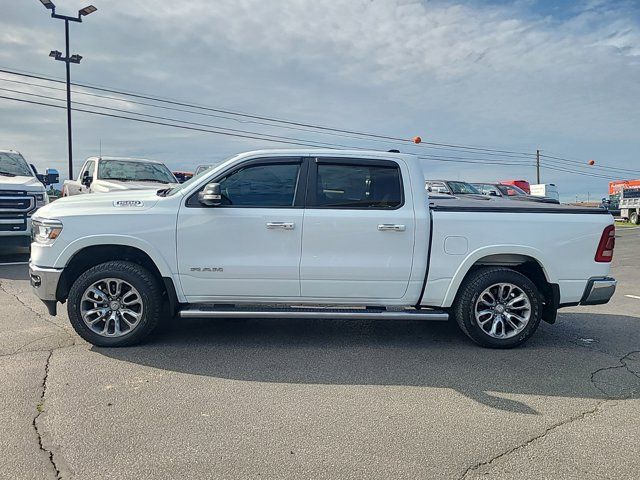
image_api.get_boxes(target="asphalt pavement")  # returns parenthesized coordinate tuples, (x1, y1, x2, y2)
(0, 229, 638, 479)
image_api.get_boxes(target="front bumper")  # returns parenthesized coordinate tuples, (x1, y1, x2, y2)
(29, 263, 63, 315)
(581, 277, 617, 305)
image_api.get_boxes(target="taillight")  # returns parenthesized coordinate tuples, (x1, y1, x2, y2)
(595, 225, 615, 262)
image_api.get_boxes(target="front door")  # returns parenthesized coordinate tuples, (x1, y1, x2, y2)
(300, 157, 415, 300)
(176, 158, 306, 301)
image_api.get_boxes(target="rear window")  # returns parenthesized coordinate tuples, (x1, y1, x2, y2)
(315, 163, 402, 209)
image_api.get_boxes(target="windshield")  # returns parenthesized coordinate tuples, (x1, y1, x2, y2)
(448, 181, 480, 195)
(0, 152, 33, 177)
(497, 184, 527, 196)
(98, 160, 176, 184)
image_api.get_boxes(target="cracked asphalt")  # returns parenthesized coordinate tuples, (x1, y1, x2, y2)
(1, 229, 638, 479)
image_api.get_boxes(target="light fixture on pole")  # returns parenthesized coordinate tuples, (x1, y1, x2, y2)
(38, 0, 97, 180)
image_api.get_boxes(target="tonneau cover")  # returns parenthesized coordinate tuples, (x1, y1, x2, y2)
(429, 195, 610, 215)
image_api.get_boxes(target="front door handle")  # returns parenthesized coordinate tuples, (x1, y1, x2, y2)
(266, 222, 295, 230)
(378, 224, 406, 232)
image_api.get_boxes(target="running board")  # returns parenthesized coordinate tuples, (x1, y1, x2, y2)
(178, 305, 449, 321)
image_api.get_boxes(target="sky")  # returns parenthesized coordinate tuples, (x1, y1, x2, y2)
(0, 0, 639, 202)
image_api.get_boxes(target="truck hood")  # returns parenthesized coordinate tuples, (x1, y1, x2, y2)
(93, 179, 176, 192)
(35, 189, 161, 218)
(0, 175, 45, 192)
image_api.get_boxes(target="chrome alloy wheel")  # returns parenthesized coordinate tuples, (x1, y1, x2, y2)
(80, 278, 144, 337)
(474, 283, 532, 339)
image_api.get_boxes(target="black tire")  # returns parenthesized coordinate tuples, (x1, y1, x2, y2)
(67, 261, 163, 347)
(452, 267, 543, 348)
(630, 211, 639, 225)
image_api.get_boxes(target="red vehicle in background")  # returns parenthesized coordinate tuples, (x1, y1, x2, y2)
(173, 171, 194, 183)
(501, 179, 531, 194)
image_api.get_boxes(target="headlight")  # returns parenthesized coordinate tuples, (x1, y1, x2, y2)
(31, 219, 63, 245)
(34, 193, 48, 208)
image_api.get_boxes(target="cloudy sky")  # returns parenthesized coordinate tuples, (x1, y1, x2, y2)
(1, 0, 639, 200)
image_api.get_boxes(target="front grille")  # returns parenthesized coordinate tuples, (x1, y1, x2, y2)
(0, 214, 27, 232)
(0, 190, 35, 215)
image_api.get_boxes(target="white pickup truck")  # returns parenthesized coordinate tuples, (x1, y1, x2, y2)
(62, 156, 177, 196)
(1, 150, 58, 249)
(29, 149, 616, 348)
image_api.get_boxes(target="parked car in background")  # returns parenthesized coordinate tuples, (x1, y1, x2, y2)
(472, 183, 560, 204)
(173, 171, 194, 183)
(425, 180, 485, 199)
(30, 149, 616, 349)
(0, 150, 58, 248)
(62, 157, 177, 196)
(501, 179, 531, 194)
(530, 184, 559, 202)
(619, 188, 640, 224)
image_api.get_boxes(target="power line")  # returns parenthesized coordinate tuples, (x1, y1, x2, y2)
(0, 67, 541, 157)
(540, 153, 640, 175)
(0, 86, 542, 167)
(539, 162, 621, 180)
(0, 86, 366, 150)
(0, 94, 345, 149)
(0, 92, 627, 181)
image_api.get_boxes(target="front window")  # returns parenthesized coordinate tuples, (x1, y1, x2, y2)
(217, 163, 301, 207)
(0, 152, 33, 177)
(447, 181, 480, 195)
(98, 160, 176, 184)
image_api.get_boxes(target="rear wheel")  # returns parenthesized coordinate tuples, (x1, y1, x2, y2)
(453, 267, 543, 348)
(630, 211, 639, 225)
(67, 261, 163, 347)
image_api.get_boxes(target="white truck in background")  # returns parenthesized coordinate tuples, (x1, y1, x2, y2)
(62, 157, 177, 196)
(1, 150, 58, 249)
(530, 184, 560, 202)
(30, 149, 616, 349)
(619, 188, 640, 224)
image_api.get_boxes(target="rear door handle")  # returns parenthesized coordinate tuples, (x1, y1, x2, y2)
(266, 222, 295, 230)
(378, 224, 406, 232)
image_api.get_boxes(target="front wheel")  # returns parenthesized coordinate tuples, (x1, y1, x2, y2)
(453, 267, 543, 348)
(67, 261, 163, 347)
(630, 211, 639, 225)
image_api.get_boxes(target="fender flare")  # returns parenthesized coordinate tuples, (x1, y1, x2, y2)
(441, 245, 557, 307)
(54, 234, 174, 277)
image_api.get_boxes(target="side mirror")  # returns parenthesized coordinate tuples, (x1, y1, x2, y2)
(198, 182, 222, 206)
(82, 171, 93, 188)
(44, 168, 59, 186)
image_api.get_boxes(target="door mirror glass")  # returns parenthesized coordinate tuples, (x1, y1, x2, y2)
(198, 182, 222, 206)
(82, 171, 93, 187)
(44, 168, 59, 186)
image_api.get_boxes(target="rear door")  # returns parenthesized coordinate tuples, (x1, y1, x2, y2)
(300, 157, 415, 300)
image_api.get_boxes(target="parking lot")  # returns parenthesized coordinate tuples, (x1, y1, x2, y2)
(0, 228, 638, 479)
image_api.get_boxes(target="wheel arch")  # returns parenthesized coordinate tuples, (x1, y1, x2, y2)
(442, 247, 559, 323)
(55, 242, 179, 314)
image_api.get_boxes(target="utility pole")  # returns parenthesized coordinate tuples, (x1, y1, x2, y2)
(536, 149, 541, 184)
(38, 0, 97, 180)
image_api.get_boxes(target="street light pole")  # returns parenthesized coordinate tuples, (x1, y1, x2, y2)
(64, 18, 72, 182)
(38, 0, 97, 181)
